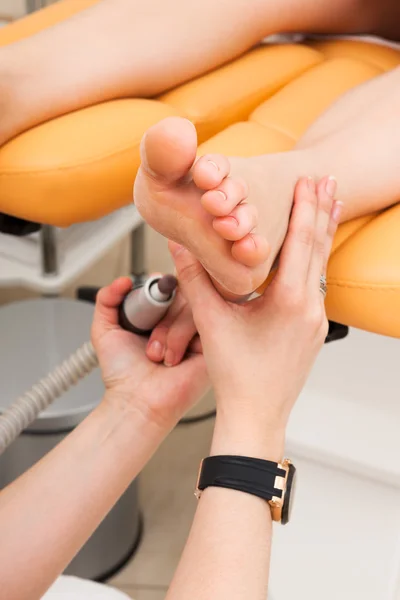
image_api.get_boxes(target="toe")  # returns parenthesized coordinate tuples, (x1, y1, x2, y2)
(140, 117, 197, 183)
(231, 233, 270, 267)
(213, 203, 258, 241)
(201, 177, 248, 217)
(193, 154, 231, 190)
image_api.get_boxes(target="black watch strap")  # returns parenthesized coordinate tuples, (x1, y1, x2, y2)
(197, 455, 286, 501)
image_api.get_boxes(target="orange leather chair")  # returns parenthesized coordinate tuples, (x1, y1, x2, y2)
(1, 0, 400, 337)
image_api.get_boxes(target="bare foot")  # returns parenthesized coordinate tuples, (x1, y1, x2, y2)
(134, 117, 299, 298)
(146, 175, 336, 367)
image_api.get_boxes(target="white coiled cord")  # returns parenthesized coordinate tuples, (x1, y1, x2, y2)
(0, 341, 98, 455)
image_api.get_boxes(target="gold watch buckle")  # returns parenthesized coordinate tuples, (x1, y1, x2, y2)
(268, 458, 290, 522)
(194, 458, 204, 500)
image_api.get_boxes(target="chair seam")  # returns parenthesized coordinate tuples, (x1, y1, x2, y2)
(0, 141, 142, 176)
(328, 280, 400, 291)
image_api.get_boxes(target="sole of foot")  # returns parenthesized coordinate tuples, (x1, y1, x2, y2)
(134, 117, 295, 298)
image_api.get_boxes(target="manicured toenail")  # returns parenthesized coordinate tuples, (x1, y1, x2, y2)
(164, 349, 175, 367)
(307, 176, 316, 192)
(208, 160, 219, 171)
(325, 176, 337, 198)
(148, 341, 164, 361)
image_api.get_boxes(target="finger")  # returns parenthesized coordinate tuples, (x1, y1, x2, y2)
(189, 335, 203, 355)
(323, 200, 343, 276)
(307, 176, 336, 290)
(275, 177, 318, 289)
(168, 241, 226, 322)
(146, 292, 187, 362)
(173, 353, 210, 415)
(95, 277, 133, 328)
(164, 307, 197, 367)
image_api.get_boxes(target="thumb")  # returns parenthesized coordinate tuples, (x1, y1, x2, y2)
(94, 277, 133, 330)
(169, 241, 225, 321)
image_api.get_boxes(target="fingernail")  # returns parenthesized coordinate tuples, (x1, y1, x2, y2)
(208, 160, 219, 171)
(325, 176, 337, 198)
(164, 349, 175, 367)
(148, 341, 164, 361)
(332, 200, 344, 223)
(307, 176, 316, 192)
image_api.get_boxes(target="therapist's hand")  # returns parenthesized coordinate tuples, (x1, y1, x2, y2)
(170, 177, 341, 447)
(91, 278, 208, 431)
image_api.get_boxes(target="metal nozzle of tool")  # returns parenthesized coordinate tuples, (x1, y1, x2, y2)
(119, 274, 178, 335)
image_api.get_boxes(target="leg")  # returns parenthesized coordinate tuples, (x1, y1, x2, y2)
(1, 0, 378, 145)
(135, 66, 400, 298)
(297, 67, 400, 148)
(296, 66, 400, 221)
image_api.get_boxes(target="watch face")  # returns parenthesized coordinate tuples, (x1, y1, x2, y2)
(281, 463, 297, 525)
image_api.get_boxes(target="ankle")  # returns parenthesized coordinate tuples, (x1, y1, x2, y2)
(255, 149, 313, 195)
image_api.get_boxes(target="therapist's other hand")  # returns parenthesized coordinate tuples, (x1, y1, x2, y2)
(170, 177, 341, 432)
(91, 278, 208, 430)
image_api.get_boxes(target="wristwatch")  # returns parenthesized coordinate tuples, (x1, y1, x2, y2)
(195, 455, 297, 525)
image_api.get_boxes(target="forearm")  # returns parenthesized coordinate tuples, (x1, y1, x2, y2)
(293, 67, 400, 220)
(167, 415, 285, 600)
(0, 394, 165, 600)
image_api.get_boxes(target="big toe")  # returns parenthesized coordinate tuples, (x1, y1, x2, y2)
(140, 117, 198, 183)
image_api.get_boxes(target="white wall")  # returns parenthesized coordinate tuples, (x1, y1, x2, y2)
(0, 0, 26, 17)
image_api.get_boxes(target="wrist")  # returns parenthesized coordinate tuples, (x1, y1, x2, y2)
(214, 386, 290, 427)
(102, 390, 170, 441)
(210, 412, 286, 463)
